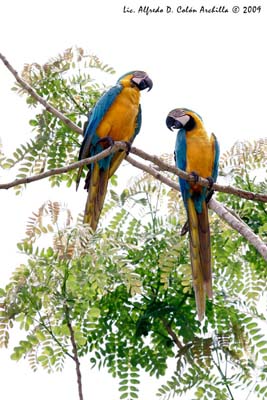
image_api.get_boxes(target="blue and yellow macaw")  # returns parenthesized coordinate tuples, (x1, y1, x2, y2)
(76, 71, 153, 230)
(166, 108, 220, 320)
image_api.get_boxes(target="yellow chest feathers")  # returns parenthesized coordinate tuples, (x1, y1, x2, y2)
(96, 87, 140, 141)
(186, 129, 215, 178)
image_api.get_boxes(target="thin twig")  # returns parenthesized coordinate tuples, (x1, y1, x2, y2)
(213, 349, 235, 400)
(65, 309, 84, 400)
(61, 261, 84, 400)
(161, 318, 183, 349)
(28, 302, 75, 361)
(126, 154, 179, 191)
(0, 52, 82, 135)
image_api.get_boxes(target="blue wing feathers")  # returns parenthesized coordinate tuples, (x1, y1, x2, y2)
(175, 129, 188, 207)
(78, 84, 122, 161)
(175, 129, 187, 171)
(133, 105, 142, 140)
(211, 133, 220, 182)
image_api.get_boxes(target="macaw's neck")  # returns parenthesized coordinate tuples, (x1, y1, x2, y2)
(186, 126, 208, 140)
(120, 75, 134, 87)
(121, 86, 141, 105)
(185, 112, 207, 139)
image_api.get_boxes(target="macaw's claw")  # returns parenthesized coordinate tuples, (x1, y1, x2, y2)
(206, 176, 214, 190)
(122, 141, 132, 155)
(190, 171, 199, 183)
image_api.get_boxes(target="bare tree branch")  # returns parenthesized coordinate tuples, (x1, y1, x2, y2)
(126, 154, 179, 191)
(0, 52, 82, 135)
(65, 306, 84, 400)
(1, 143, 266, 205)
(161, 318, 183, 349)
(209, 198, 267, 261)
(0, 143, 126, 189)
(126, 155, 267, 262)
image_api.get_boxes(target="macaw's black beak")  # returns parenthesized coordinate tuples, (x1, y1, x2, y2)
(166, 115, 184, 131)
(140, 75, 153, 91)
(132, 74, 153, 91)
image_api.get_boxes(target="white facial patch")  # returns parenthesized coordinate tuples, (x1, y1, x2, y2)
(178, 114, 191, 126)
(132, 76, 145, 85)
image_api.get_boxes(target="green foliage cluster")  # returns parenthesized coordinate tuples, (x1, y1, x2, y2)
(0, 47, 115, 193)
(1, 156, 267, 399)
(219, 138, 267, 236)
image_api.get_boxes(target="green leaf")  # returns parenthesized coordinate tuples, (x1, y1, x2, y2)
(88, 307, 100, 319)
(35, 330, 46, 341)
(10, 352, 21, 361)
(119, 385, 129, 392)
(46, 247, 54, 257)
(257, 341, 267, 348)
(120, 393, 129, 400)
(37, 355, 47, 363)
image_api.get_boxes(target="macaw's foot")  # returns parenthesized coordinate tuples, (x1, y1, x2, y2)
(180, 219, 189, 236)
(190, 171, 199, 183)
(95, 136, 115, 149)
(120, 141, 131, 155)
(173, 151, 176, 163)
(206, 176, 214, 190)
(205, 177, 215, 204)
